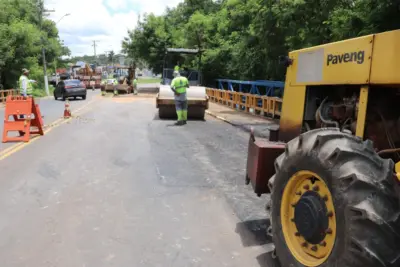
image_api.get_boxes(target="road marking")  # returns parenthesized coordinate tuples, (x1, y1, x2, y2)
(0, 99, 97, 161)
(0, 142, 25, 155)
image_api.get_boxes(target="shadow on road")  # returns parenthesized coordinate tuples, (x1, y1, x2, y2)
(235, 219, 281, 267)
(256, 251, 282, 267)
(138, 87, 159, 94)
(153, 113, 207, 122)
(56, 98, 86, 102)
(235, 219, 271, 247)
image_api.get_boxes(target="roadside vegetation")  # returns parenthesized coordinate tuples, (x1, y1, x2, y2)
(122, 0, 399, 86)
(0, 0, 70, 91)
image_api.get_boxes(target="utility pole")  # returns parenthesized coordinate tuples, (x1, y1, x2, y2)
(92, 40, 99, 65)
(105, 50, 111, 63)
(104, 50, 114, 77)
(38, 0, 55, 96)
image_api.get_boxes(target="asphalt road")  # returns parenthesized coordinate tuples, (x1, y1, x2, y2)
(0, 90, 100, 151)
(0, 92, 275, 267)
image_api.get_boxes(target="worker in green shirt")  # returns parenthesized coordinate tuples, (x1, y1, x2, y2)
(170, 71, 189, 126)
(133, 77, 138, 95)
(19, 68, 33, 97)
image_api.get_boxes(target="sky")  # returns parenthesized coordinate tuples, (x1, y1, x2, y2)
(44, 0, 183, 57)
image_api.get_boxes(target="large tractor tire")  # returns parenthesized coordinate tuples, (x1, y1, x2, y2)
(268, 128, 400, 267)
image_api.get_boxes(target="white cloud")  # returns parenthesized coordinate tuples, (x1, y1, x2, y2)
(45, 0, 183, 57)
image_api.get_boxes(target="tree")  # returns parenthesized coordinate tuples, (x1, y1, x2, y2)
(108, 51, 115, 64)
(0, 0, 69, 89)
(122, 0, 400, 86)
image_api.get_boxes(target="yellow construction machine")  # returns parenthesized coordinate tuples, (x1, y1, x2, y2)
(246, 29, 400, 267)
(103, 64, 135, 94)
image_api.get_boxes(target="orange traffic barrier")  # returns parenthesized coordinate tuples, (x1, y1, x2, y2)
(0, 89, 19, 103)
(206, 88, 282, 118)
(64, 99, 71, 118)
(2, 96, 44, 143)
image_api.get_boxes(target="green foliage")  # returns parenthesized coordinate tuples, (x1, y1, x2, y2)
(0, 0, 69, 89)
(108, 51, 115, 63)
(123, 0, 400, 85)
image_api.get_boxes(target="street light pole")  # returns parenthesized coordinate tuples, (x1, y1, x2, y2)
(38, 0, 55, 96)
(41, 43, 49, 96)
(53, 13, 70, 85)
(56, 13, 70, 24)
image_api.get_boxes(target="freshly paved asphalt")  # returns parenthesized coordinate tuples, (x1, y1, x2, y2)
(0, 90, 276, 267)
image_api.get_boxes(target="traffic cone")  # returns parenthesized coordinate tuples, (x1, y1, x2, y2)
(64, 99, 71, 118)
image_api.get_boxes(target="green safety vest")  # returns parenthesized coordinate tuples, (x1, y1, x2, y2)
(171, 76, 189, 94)
(19, 75, 33, 95)
(133, 79, 137, 86)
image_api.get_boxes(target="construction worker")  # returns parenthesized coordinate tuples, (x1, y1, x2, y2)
(100, 79, 107, 96)
(18, 68, 44, 119)
(133, 77, 138, 95)
(174, 62, 180, 72)
(114, 77, 123, 96)
(19, 68, 33, 97)
(170, 71, 189, 125)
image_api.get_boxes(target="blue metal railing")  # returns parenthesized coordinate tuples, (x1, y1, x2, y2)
(216, 79, 284, 96)
(215, 79, 284, 111)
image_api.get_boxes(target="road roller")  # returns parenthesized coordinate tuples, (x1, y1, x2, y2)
(156, 48, 209, 120)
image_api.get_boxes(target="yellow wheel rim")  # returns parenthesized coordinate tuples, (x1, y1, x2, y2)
(281, 171, 336, 267)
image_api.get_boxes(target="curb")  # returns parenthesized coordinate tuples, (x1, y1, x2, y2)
(205, 109, 273, 139)
(205, 110, 239, 127)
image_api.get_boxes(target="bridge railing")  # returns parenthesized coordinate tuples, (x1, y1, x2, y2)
(0, 89, 19, 103)
(216, 79, 284, 97)
(206, 88, 282, 118)
(214, 79, 284, 116)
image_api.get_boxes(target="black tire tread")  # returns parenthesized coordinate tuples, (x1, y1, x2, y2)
(269, 128, 400, 267)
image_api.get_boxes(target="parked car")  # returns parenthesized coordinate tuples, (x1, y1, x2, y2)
(54, 79, 87, 101)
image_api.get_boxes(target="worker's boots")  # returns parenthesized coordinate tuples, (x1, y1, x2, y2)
(174, 121, 184, 126)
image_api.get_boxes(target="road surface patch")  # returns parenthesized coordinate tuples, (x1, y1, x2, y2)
(111, 97, 137, 103)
